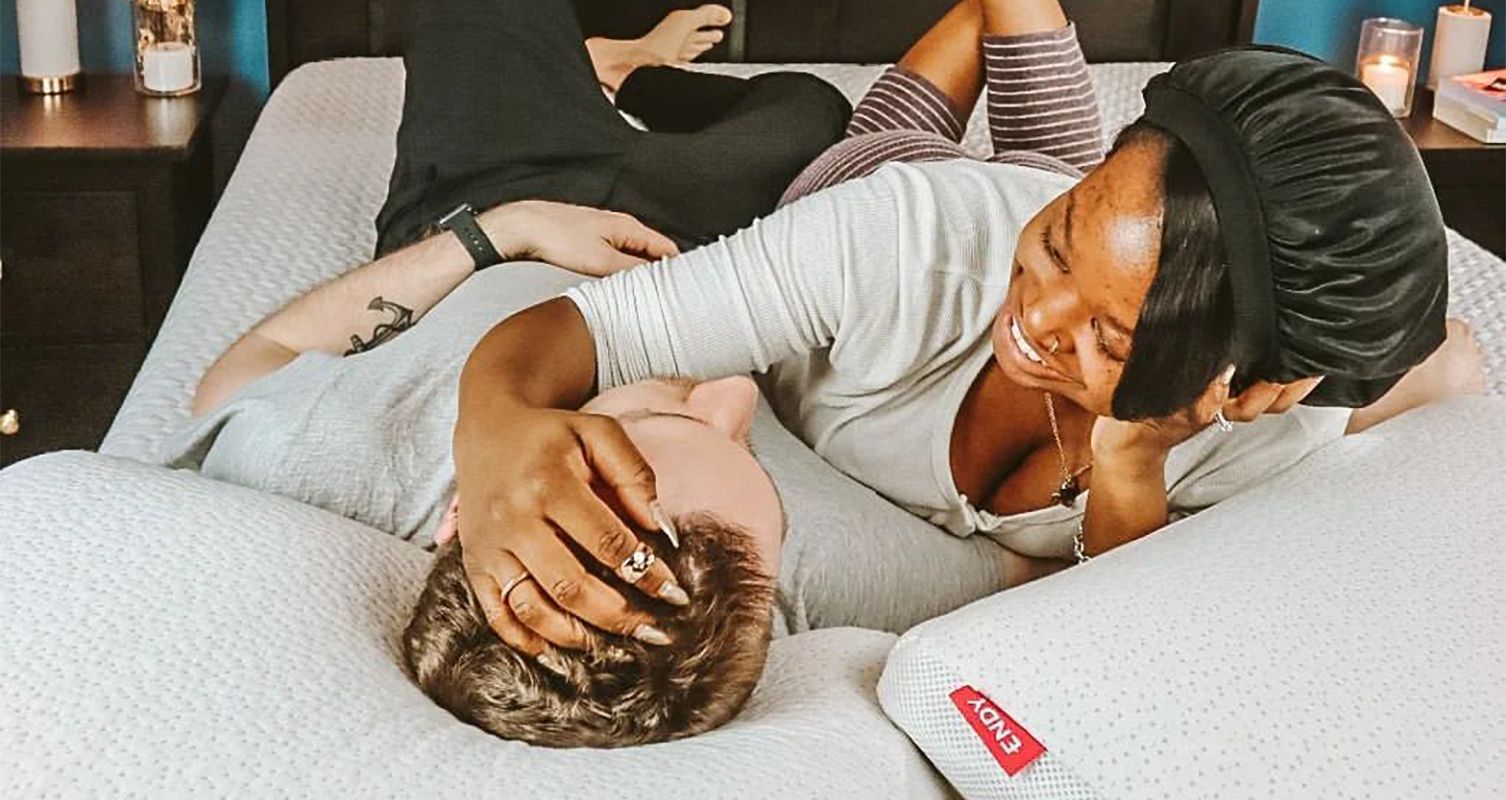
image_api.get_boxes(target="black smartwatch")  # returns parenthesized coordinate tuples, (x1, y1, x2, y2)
(436, 203, 504, 269)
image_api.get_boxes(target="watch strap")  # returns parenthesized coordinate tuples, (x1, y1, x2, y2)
(437, 204, 503, 269)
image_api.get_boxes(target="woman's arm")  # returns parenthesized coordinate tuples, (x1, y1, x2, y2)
(451, 173, 906, 654)
(192, 202, 678, 416)
(1081, 372, 1323, 555)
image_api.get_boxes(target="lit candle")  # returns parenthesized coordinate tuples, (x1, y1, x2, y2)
(1428, 2, 1493, 89)
(16, 0, 80, 80)
(142, 41, 197, 94)
(1362, 57, 1412, 114)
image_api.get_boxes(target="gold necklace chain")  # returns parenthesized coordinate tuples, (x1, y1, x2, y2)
(1043, 392, 1092, 506)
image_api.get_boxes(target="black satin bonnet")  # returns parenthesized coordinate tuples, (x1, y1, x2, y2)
(1139, 45, 1448, 407)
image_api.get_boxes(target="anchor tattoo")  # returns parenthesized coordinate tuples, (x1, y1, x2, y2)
(345, 296, 416, 355)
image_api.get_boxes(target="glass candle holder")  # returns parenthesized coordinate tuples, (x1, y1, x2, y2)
(1355, 17, 1423, 117)
(132, 0, 201, 97)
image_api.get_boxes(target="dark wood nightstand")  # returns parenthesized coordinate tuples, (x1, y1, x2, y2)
(1405, 87, 1506, 258)
(1, 75, 223, 466)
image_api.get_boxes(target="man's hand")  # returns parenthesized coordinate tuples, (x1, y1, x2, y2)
(479, 200, 680, 277)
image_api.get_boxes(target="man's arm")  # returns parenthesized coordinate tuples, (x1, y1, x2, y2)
(191, 201, 678, 417)
(191, 224, 476, 417)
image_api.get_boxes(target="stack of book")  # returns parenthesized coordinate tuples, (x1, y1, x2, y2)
(1433, 68, 1506, 144)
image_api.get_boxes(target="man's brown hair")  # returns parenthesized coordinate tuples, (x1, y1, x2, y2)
(402, 514, 774, 748)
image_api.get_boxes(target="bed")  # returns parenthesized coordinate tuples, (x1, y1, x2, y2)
(3, 1, 1504, 797)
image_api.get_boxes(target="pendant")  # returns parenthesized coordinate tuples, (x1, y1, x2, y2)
(1052, 475, 1081, 507)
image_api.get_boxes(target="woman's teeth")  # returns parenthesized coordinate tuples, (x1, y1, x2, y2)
(1011, 319, 1045, 365)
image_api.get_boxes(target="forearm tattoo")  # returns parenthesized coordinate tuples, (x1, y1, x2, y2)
(345, 296, 415, 355)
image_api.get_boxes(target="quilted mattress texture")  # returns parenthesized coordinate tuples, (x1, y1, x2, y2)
(100, 59, 1506, 462)
(0, 450, 950, 799)
(879, 397, 1506, 799)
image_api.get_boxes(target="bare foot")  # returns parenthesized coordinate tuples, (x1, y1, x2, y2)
(586, 5, 733, 91)
(1347, 318, 1487, 433)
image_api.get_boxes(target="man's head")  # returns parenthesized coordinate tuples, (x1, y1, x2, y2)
(404, 376, 785, 747)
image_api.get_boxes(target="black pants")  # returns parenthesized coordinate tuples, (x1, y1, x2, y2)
(375, 0, 851, 255)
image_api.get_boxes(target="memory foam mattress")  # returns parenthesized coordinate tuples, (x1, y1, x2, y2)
(100, 59, 1506, 460)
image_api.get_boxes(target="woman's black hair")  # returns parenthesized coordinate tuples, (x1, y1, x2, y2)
(1108, 119, 1237, 421)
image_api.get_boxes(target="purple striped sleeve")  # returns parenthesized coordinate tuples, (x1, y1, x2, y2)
(983, 23, 1104, 173)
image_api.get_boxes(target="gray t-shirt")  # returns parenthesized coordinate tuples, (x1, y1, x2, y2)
(162, 264, 587, 541)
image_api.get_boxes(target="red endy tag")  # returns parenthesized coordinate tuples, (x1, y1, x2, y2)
(949, 685, 1046, 777)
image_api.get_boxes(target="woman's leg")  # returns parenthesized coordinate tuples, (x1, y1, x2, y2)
(980, 17, 1104, 173)
(375, 0, 634, 255)
(779, 2, 987, 205)
(780, 0, 1073, 205)
(850, 0, 1069, 139)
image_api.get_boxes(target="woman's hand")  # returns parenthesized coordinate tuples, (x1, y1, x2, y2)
(1081, 367, 1323, 556)
(1091, 367, 1324, 462)
(450, 400, 689, 658)
(478, 200, 680, 277)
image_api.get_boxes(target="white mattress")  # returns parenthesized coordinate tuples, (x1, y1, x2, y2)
(100, 58, 1506, 461)
(15, 59, 1501, 799)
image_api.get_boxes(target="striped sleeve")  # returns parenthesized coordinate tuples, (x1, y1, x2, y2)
(982, 23, 1105, 173)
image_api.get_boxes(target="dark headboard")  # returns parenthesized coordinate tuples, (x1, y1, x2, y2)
(266, 0, 1258, 89)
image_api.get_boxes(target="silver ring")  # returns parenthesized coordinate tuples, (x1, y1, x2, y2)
(1213, 409, 1234, 433)
(617, 544, 656, 585)
(499, 572, 530, 605)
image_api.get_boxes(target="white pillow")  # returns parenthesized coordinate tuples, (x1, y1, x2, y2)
(0, 451, 947, 798)
(878, 397, 1506, 799)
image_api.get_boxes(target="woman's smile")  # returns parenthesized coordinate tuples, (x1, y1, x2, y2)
(995, 310, 1074, 388)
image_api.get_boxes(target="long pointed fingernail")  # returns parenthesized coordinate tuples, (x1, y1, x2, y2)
(536, 650, 568, 677)
(650, 501, 680, 549)
(633, 624, 672, 646)
(658, 582, 690, 606)
(1221, 365, 1236, 385)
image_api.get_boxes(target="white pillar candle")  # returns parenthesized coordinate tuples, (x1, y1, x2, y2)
(142, 41, 197, 93)
(16, 0, 81, 79)
(1362, 58, 1412, 113)
(1428, 4, 1493, 89)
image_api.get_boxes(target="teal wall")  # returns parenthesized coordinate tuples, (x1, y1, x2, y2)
(1, 0, 269, 189)
(1, 0, 268, 92)
(1254, 0, 1505, 76)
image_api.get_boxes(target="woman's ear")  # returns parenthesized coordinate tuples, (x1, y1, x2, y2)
(686, 376, 759, 442)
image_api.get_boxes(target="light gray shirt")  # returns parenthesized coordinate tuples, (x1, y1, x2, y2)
(567, 159, 1352, 558)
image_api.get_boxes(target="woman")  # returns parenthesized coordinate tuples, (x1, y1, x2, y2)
(445, 0, 1485, 653)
